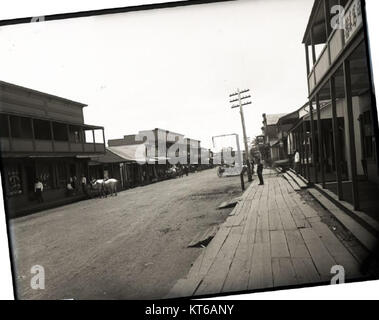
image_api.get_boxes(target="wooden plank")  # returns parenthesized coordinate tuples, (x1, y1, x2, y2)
(223, 193, 260, 293)
(222, 225, 254, 293)
(272, 257, 298, 287)
(165, 277, 202, 299)
(186, 226, 231, 280)
(287, 170, 308, 189)
(285, 230, 311, 258)
(288, 191, 319, 219)
(292, 257, 321, 284)
(269, 208, 283, 231)
(300, 228, 337, 277)
(248, 242, 273, 290)
(310, 221, 362, 278)
(274, 185, 298, 231)
(277, 178, 311, 229)
(283, 173, 301, 191)
(270, 230, 290, 258)
(195, 226, 243, 296)
(290, 206, 311, 229)
(188, 225, 219, 248)
(308, 188, 378, 251)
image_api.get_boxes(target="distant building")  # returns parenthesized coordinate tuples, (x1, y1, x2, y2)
(0, 81, 105, 217)
(262, 113, 287, 163)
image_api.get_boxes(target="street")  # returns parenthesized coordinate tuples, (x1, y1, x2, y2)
(10, 169, 249, 300)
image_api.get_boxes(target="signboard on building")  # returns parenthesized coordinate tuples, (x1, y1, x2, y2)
(344, 0, 363, 44)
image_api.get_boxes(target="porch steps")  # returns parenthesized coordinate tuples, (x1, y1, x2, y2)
(283, 173, 301, 192)
(289, 168, 309, 185)
(308, 188, 379, 252)
(286, 170, 308, 189)
(313, 184, 379, 235)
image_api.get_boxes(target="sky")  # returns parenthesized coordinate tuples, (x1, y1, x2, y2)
(0, 0, 314, 149)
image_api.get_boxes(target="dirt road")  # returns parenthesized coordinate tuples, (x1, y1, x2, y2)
(9, 169, 249, 300)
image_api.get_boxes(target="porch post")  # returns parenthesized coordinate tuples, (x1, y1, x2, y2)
(299, 123, 306, 177)
(310, 27, 316, 64)
(295, 130, 300, 174)
(7, 115, 13, 151)
(66, 124, 72, 152)
(81, 127, 85, 152)
(92, 129, 96, 152)
(323, 0, 332, 39)
(30, 118, 36, 151)
(316, 95, 326, 188)
(303, 118, 310, 181)
(343, 59, 360, 210)
(330, 76, 344, 200)
(102, 128, 106, 151)
(309, 99, 318, 184)
(305, 44, 310, 76)
(50, 121, 55, 152)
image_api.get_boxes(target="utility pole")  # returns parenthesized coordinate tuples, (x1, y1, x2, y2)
(230, 89, 253, 182)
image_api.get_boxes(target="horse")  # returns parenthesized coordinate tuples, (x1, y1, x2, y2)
(91, 178, 118, 198)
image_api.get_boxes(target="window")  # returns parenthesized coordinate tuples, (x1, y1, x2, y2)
(34, 120, 52, 140)
(10, 116, 33, 139)
(53, 122, 68, 141)
(5, 164, 23, 196)
(0, 114, 10, 138)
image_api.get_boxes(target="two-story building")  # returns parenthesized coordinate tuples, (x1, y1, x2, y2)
(297, 0, 378, 215)
(262, 113, 287, 163)
(0, 81, 105, 217)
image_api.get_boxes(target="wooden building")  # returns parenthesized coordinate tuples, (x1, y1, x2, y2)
(291, 0, 379, 215)
(89, 148, 145, 190)
(262, 113, 287, 163)
(0, 81, 105, 217)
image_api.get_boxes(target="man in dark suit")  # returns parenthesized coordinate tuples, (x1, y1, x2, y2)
(257, 159, 264, 186)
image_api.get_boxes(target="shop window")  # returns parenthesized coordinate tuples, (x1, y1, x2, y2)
(0, 114, 10, 138)
(36, 164, 53, 190)
(10, 116, 33, 139)
(34, 120, 52, 140)
(5, 164, 23, 196)
(53, 122, 69, 141)
(362, 111, 374, 159)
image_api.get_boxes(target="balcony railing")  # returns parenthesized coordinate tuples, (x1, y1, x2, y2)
(0, 136, 105, 155)
(307, 0, 363, 94)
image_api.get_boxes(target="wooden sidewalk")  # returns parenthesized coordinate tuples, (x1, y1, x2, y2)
(167, 171, 363, 298)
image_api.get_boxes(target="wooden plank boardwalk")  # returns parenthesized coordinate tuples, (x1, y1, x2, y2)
(166, 171, 363, 298)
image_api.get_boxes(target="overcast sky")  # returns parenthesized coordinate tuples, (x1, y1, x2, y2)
(0, 0, 314, 149)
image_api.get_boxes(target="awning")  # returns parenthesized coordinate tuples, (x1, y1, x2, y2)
(107, 144, 147, 163)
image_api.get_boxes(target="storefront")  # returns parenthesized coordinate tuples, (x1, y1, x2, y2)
(297, 0, 379, 215)
(0, 81, 105, 217)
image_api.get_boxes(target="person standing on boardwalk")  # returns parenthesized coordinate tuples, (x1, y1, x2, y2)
(294, 149, 300, 173)
(250, 158, 255, 175)
(257, 159, 264, 185)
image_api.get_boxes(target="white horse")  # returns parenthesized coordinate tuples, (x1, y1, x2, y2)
(92, 178, 118, 197)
